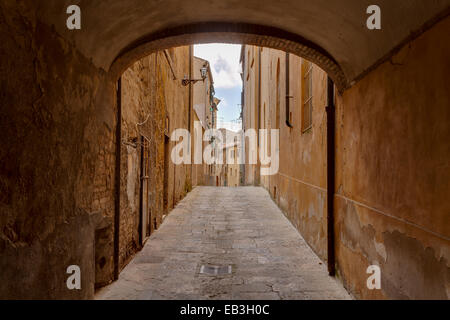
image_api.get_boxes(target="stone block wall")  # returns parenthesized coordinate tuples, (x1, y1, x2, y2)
(0, 3, 193, 299)
(119, 47, 192, 270)
(0, 2, 116, 299)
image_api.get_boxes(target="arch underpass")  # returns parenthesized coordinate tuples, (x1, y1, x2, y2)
(0, 1, 449, 300)
(35, 0, 449, 87)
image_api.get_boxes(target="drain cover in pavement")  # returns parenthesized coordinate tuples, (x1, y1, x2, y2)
(199, 265, 232, 276)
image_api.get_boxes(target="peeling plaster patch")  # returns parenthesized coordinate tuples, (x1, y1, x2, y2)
(126, 147, 137, 212)
(292, 199, 299, 229)
(340, 201, 377, 262)
(317, 193, 325, 218)
(307, 203, 315, 219)
(339, 199, 450, 300)
(374, 240, 387, 262)
(302, 149, 311, 164)
(382, 230, 449, 300)
(279, 196, 288, 211)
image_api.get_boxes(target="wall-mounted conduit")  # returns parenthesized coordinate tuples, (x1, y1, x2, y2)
(114, 77, 122, 280)
(326, 76, 336, 277)
(286, 52, 293, 128)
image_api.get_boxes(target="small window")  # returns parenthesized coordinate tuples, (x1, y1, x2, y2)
(247, 51, 250, 81)
(275, 59, 280, 130)
(302, 60, 313, 132)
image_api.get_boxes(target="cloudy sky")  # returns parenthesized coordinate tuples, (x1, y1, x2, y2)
(194, 44, 242, 132)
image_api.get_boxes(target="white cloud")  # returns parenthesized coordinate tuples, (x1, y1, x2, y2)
(194, 44, 242, 89)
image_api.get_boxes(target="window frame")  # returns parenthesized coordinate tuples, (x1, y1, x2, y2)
(302, 61, 313, 133)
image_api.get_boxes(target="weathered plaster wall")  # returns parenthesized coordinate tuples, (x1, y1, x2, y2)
(335, 17, 450, 300)
(119, 47, 192, 269)
(268, 51, 329, 260)
(161, 48, 192, 210)
(192, 56, 217, 186)
(242, 46, 259, 186)
(0, 2, 116, 299)
(0, 3, 193, 296)
(243, 16, 450, 299)
(120, 59, 150, 269)
(243, 45, 329, 260)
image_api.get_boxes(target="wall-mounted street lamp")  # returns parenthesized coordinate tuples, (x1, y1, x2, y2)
(182, 66, 208, 86)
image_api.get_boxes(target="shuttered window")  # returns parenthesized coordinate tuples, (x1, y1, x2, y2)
(302, 60, 313, 132)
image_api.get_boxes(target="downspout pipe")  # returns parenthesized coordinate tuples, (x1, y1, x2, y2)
(326, 76, 336, 276)
(258, 48, 261, 141)
(189, 46, 193, 177)
(138, 136, 144, 247)
(256, 47, 262, 186)
(114, 77, 122, 280)
(285, 52, 293, 128)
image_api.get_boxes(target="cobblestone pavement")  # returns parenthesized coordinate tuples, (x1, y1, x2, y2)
(96, 187, 351, 300)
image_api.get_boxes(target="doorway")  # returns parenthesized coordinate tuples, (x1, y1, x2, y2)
(139, 136, 151, 246)
(163, 135, 170, 214)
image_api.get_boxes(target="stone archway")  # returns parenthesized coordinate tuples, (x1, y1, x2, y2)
(108, 23, 347, 90)
(1, 0, 449, 300)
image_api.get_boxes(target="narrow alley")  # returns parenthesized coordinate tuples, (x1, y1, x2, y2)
(1, 1, 449, 302)
(96, 187, 350, 300)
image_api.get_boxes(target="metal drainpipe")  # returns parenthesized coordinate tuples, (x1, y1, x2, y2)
(285, 52, 293, 128)
(114, 77, 122, 280)
(256, 47, 262, 185)
(258, 48, 261, 138)
(189, 46, 193, 178)
(241, 89, 245, 185)
(138, 136, 144, 247)
(326, 76, 336, 276)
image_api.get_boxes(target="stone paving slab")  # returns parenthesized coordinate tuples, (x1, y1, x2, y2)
(96, 187, 351, 300)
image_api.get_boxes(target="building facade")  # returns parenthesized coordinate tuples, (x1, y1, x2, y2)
(217, 129, 241, 187)
(242, 44, 329, 258)
(118, 47, 193, 275)
(241, 42, 450, 300)
(192, 57, 220, 187)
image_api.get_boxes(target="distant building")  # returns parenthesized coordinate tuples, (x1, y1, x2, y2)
(192, 56, 221, 186)
(216, 129, 241, 187)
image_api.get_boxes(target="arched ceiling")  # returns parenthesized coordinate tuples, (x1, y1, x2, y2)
(35, 0, 449, 88)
